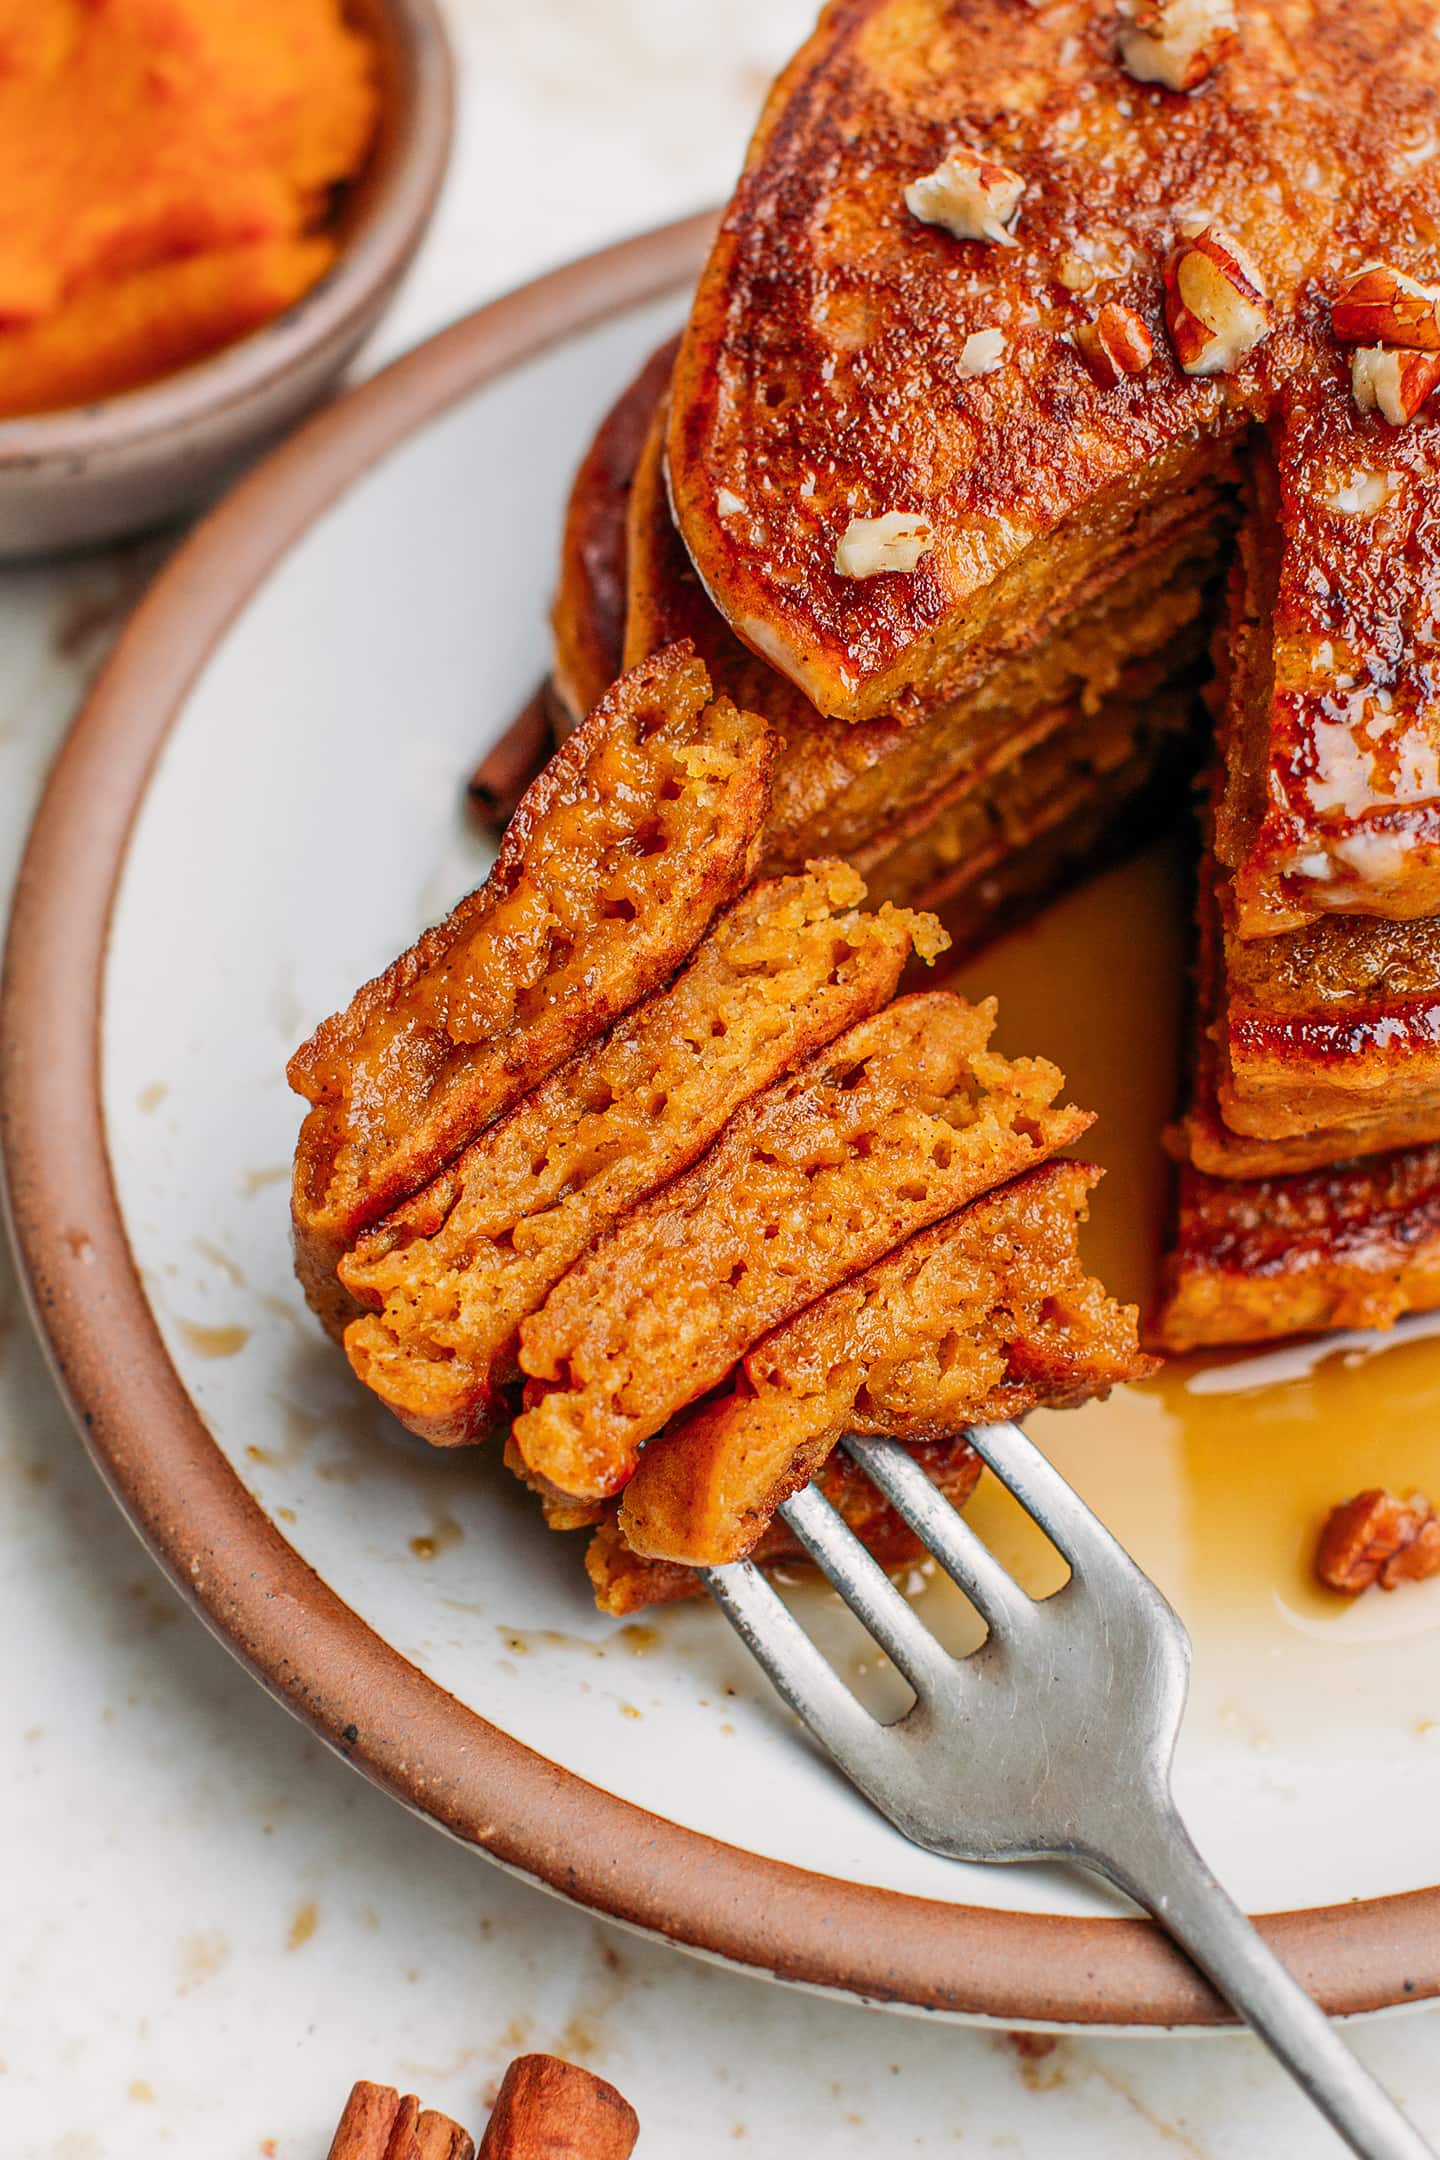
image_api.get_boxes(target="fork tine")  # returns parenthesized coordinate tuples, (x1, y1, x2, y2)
(777, 1483, 952, 1694)
(962, 1419, 1118, 1566)
(840, 1434, 1038, 1637)
(701, 1557, 880, 1760)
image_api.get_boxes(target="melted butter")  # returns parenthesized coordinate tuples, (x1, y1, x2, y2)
(931, 844, 1440, 1663)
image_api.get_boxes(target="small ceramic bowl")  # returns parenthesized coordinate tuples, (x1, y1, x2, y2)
(0, 0, 453, 560)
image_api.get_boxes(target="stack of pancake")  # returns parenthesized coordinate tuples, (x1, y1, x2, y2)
(1160, 375, 1440, 1347)
(292, 641, 1149, 1606)
(542, 0, 1440, 1359)
(291, 0, 1440, 1606)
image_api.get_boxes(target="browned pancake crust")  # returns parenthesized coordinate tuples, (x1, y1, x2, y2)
(1181, 998, 1440, 1181)
(551, 335, 679, 727)
(1155, 1148, 1440, 1351)
(1178, 549, 1440, 1159)
(1183, 857, 1440, 1167)
(512, 989, 1090, 1500)
(1216, 388, 1440, 933)
(338, 864, 943, 1444)
(288, 645, 773, 1328)
(586, 1436, 984, 1616)
(669, 1, 1440, 925)
(619, 1161, 1153, 1567)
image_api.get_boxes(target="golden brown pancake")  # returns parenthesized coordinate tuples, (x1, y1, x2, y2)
(551, 335, 680, 728)
(669, 0, 1440, 929)
(1182, 860, 1440, 1171)
(542, 345, 1214, 962)
(1173, 519, 1440, 1173)
(618, 1161, 1153, 1568)
(1215, 378, 1440, 934)
(1155, 1147, 1440, 1352)
(629, 388, 1222, 875)
(288, 644, 772, 1328)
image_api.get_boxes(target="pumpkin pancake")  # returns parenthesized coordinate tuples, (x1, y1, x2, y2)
(512, 989, 1090, 1501)
(618, 1161, 1153, 1569)
(339, 863, 943, 1444)
(629, 385, 1222, 874)
(1155, 1147, 1440, 1352)
(1180, 859, 1440, 1175)
(1215, 376, 1440, 934)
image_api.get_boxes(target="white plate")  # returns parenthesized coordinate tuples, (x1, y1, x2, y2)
(6, 219, 1439, 2030)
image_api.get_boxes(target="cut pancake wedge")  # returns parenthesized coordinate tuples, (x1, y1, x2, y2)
(619, 1162, 1153, 1568)
(1215, 384, 1440, 935)
(667, 1, 1439, 749)
(512, 989, 1091, 1500)
(339, 863, 945, 1443)
(288, 644, 773, 1326)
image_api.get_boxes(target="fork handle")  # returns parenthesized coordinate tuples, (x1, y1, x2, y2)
(1093, 1804, 1434, 2160)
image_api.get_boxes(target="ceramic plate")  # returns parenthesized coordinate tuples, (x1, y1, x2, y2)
(5, 218, 1440, 2031)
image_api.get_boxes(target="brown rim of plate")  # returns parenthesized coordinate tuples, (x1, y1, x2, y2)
(2, 214, 1437, 2031)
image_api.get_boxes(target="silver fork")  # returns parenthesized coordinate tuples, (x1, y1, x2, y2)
(703, 1422, 1434, 2160)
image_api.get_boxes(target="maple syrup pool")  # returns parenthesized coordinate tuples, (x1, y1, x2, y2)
(784, 843, 1440, 1733)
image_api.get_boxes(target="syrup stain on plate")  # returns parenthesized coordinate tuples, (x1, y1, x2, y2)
(175, 1317, 251, 1360)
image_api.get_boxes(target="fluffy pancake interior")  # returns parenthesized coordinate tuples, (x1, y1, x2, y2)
(339, 863, 944, 1444)
(618, 1160, 1152, 1567)
(511, 989, 1091, 1501)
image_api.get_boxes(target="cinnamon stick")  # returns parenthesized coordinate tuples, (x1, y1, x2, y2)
(327, 2082, 404, 2157)
(414, 2108, 479, 2160)
(327, 2081, 476, 2160)
(468, 682, 559, 834)
(477, 2055, 639, 2159)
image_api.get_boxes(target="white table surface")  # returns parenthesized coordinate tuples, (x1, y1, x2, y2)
(2, 6, 1437, 2154)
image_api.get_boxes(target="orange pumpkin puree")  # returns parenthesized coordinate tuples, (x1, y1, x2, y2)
(0, 0, 379, 418)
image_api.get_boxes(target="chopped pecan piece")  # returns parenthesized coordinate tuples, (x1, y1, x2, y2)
(834, 510, 934, 578)
(1332, 264, 1440, 353)
(905, 153, 1025, 246)
(1315, 1487, 1440, 1595)
(1076, 303, 1155, 387)
(1117, 0, 1238, 93)
(1164, 225, 1271, 376)
(1350, 346, 1440, 426)
(957, 326, 1006, 378)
